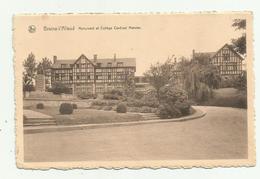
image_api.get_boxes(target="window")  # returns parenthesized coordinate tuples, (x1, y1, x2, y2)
(97, 63, 102, 67)
(55, 74, 60, 80)
(107, 62, 112, 67)
(61, 64, 67, 68)
(117, 62, 123, 67)
(76, 64, 80, 68)
(95, 75, 99, 80)
(223, 54, 229, 62)
(70, 64, 73, 68)
(81, 63, 86, 68)
(108, 74, 111, 80)
(69, 75, 73, 81)
(76, 75, 80, 80)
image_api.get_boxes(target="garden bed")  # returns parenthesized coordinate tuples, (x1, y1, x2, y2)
(25, 106, 160, 125)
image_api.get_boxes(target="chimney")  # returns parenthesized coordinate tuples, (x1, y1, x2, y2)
(113, 53, 116, 61)
(53, 56, 57, 63)
(93, 54, 97, 63)
(192, 49, 195, 60)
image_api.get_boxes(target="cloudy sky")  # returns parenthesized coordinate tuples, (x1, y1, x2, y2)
(14, 13, 247, 75)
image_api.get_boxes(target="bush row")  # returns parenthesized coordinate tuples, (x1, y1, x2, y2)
(126, 98, 159, 108)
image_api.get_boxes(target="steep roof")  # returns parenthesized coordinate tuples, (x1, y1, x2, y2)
(211, 43, 244, 60)
(52, 60, 75, 68)
(193, 43, 244, 61)
(93, 58, 136, 67)
(51, 55, 136, 69)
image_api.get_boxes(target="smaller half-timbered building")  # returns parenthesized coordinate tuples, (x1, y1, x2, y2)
(193, 44, 244, 77)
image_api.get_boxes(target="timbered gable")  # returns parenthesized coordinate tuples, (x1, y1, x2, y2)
(210, 44, 243, 76)
(51, 54, 136, 95)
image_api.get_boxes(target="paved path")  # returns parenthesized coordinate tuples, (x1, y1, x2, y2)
(24, 106, 247, 162)
(23, 110, 53, 119)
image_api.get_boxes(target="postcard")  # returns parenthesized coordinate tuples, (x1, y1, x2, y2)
(14, 12, 255, 169)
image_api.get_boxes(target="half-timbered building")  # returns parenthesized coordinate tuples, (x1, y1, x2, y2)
(193, 44, 244, 77)
(51, 54, 136, 95)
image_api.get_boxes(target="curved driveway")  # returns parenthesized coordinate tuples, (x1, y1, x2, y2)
(24, 106, 247, 162)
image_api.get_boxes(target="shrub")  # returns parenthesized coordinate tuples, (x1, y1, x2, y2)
(51, 82, 71, 94)
(23, 84, 35, 92)
(140, 106, 156, 113)
(134, 91, 145, 99)
(157, 85, 191, 119)
(59, 103, 73, 114)
(116, 103, 127, 113)
(126, 98, 159, 108)
(127, 106, 157, 113)
(72, 103, 78, 109)
(110, 89, 123, 96)
(174, 101, 191, 116)
(102, 106, 113, 111)
(103, 89, 125, 100)
(78, 92, 97, 99)
(234, 71, 247, 91)
(156, 105, 182, 119)
(92, 100, 119, 106)
(206, 94, 247, 109)
(103, 93, 122, 100)
(36, 103, 44, 109)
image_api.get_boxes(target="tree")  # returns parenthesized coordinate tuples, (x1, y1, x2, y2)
(37, 57, 52, 75)
(23, 53, 37, 91)
(144, 59, 176, 102)
(124, 73, 135, 97)
(182, 56, 221, 102)
(232, 19, 246, 55)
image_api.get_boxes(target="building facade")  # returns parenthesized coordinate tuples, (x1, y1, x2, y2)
(51, 54, 136, 95)
(193, 44, 244, 77)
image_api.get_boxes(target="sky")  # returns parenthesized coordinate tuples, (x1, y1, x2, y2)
(14, 13, 247, 75)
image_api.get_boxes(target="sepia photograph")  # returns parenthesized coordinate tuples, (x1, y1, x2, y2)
(14, 13, 254, 168)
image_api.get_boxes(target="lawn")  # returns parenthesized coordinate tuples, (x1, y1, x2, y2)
(205, 88, 247, 108)
(29, 106, 146, 125)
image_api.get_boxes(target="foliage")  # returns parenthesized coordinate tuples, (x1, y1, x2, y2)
(51, 82, 71, 94)
(124, 73, 135, 97)
(134, 91, 145, 99)
(206, 93, 247, 109)
(116, 103, 127, 113)
(102, 106, 113, 111)
(109, 89, 123, 96)
(36, 103, 44, 109)
(144, 59, 177, 102)
(232, 19, 246, 55)
(234, 71, 247, 91)
(128, 106, 157, 113)
(23, 53, 37, 92)
(72, 103, 78, 109)
(156, 85, 191, 119)
(156, 104, 182, 119)
(78, 92, 97, 99)
(37, 57, 52, 75)
(126, 97, 159, 108)
(23, 84, 35, 92)
(91, 100, 119, 106)
(103, 89, 124, 100)
(181, 57, 220, 102)
(59, 103, 73, 114)
(232, 19, 246, 30)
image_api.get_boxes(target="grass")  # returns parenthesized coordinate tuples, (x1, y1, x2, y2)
(204, 88, 247, 109)
(26, 106, 148, 125)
